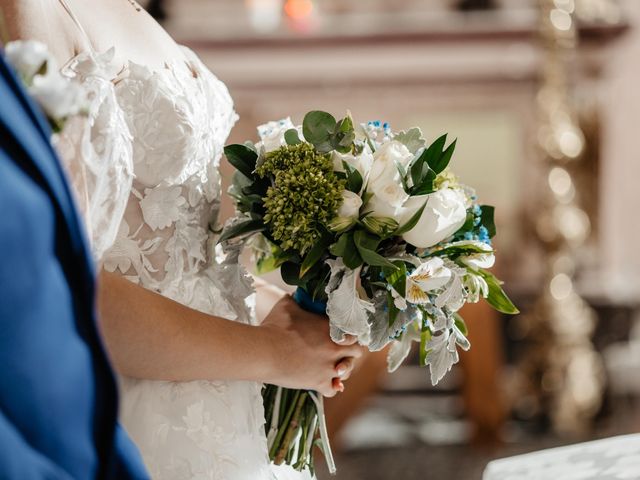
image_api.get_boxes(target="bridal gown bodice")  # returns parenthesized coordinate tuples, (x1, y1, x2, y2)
(58, 43, 309, 480)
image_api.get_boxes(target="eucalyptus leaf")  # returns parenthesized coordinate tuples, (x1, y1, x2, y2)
(284, 128, 302, 146)
(303, 111, 336, 152)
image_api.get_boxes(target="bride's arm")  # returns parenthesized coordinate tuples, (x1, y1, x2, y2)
(98, 272, 360, 396)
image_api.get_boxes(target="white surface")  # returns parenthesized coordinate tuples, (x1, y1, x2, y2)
(483, 434, 640, 480)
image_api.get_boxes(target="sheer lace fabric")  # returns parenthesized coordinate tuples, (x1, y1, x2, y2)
(58, 47, 312, 479)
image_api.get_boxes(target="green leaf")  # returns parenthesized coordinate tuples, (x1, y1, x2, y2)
(218, 219, 264, 243)
(411, 168, 437, 196)
(354, 230, 397, 269)
(430, 242, 492, 259)
(410, 150, 428, 188)
(480, 205, 496, 238)
(383, 261, 407, 297)
(334, 115, 356, 149)
(281, 261, 303, 286)
(453, 312, 468, 336)
(419, 327, 432, 367)
(394, 200, 428, 236)
(284, 128, 302, 146)
(342, 161, 363, 193)
(431, 138, 456, 174)
(387, 291, 400, 326)
(303, 111, 336, 152)
(331, 232, 363, 269)
(224, 144, 258, 179)
(423, 134, 447, 171)
(394, 127, 426, 154)
(477, 269, 519, 314)
(299, 233, 333, 278)
(361, 215, 399, 238)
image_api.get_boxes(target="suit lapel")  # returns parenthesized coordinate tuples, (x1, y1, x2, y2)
(0, 56, 94, 276)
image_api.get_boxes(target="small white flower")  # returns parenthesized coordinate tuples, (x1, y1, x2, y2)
(463, 272, 489, 303)
(5, 40, 52, 81)
(256, 117, 299, 152)
(337, 189, 363, 219)
(400, 188, 468, 248)
(405, 257, 452, 304)
(453, 240, 496, 269)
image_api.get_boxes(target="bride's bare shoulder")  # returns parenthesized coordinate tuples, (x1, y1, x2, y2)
(0, 0, 79, 65)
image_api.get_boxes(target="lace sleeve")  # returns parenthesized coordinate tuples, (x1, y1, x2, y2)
(55, 49, 133, 262)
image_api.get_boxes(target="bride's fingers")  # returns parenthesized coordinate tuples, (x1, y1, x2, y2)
(331, 377, 345, 392)
(335, 334, 358, 346)
(335, 357, 354, 380)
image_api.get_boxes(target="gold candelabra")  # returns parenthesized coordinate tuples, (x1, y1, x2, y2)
(514, 0, 607, 436)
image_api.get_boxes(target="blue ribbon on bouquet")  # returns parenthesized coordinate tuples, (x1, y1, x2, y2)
(292, 287, 336, 475)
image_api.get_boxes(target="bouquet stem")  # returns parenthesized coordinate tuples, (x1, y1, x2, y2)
(264, 385, 336, 474)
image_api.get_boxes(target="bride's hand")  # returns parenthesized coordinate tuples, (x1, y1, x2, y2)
(260, 295, 364, 397)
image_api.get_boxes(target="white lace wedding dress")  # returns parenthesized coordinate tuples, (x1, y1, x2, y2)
(55, 2, 312, 479)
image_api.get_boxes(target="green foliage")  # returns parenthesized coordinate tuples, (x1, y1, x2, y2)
(480, 205, 496, 238)
(224, 144, 258, 179)
(354, 230, 397, 269)
(218, 219, 264, 242)
(284, 128, 302, 146)
(342, 160, 363, 193)
(302, 111, 356, 154)
(257, 143, 345, 255)
(361, 215, 399, 238)
(394, 200, 428, 236)
(406, 134, 457, 195)
(477, 269, 519, 314)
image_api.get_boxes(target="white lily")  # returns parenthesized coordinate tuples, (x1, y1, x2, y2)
(453, 240, 496, 269)
(405, 257, 451, 305)
(463, 272, 489, 303)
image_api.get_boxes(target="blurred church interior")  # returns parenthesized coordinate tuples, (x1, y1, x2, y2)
(142, 0, 640, 477)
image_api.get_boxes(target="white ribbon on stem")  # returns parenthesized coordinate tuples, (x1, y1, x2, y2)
(308, 391, 336, 475)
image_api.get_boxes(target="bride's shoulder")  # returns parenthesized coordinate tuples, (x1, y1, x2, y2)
(1, 0, 81, 67)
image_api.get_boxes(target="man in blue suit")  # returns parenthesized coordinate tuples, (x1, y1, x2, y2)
(0, 53, 149, 479)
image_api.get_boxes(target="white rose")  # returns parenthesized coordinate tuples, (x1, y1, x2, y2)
(364, 141, 414, 219)
(30, 72, 84, 120)
(337, 190, 363, 219)
(331, 148, 374, 180)
(256, 117, 300, 152)
(400, 188, 468, 248)
(5, 40, 52, 81)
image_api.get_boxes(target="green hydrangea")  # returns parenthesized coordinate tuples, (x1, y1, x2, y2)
(257, 143, 345, 254)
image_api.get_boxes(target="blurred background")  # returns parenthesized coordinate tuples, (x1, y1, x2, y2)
(144, 0, 639, 478)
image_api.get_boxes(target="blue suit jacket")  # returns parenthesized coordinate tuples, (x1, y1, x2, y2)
(0, 55, 148, 479)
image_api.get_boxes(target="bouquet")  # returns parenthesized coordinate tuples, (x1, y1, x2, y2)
(220, 111, 518, 473)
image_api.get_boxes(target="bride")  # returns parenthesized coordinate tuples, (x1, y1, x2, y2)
(2, 0, 363, 478)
